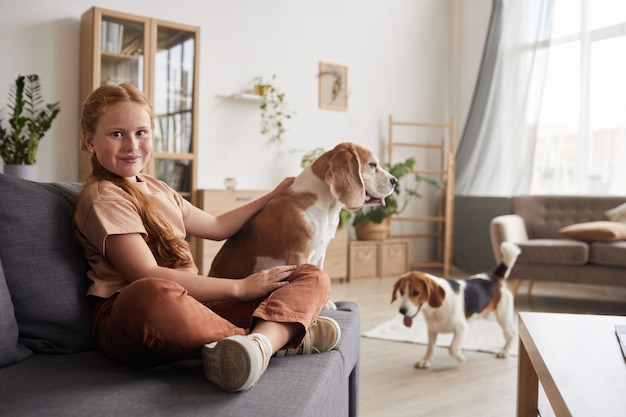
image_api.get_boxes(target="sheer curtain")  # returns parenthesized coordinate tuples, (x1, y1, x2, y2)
(455, 0, 554, 196)
(530, 0, 626, 195)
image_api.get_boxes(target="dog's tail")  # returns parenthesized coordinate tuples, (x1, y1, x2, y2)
(491, 241, 521, 280)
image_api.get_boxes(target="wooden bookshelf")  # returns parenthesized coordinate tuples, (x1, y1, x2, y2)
(79, 7, 200, 203)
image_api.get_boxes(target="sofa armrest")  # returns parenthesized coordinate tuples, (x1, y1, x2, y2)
(490, 214, 528, 263)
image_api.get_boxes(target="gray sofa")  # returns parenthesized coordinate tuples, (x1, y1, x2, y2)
(0, 173, 360, 417)
(489, 195, 626, 290)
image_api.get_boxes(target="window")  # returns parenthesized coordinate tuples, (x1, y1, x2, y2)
(530, 0, 626, 195)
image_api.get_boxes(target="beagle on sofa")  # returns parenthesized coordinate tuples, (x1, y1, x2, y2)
(391, 242, 521, 369)
(209, 142, 397, 282)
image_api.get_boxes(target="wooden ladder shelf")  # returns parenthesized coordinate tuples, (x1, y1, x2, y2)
(387, 115, 456, 277)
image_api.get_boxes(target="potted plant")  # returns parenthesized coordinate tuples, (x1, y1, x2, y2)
(0, 74, 60, 180)
(352, 157, 443, 240)
(254, 74, 293, 144)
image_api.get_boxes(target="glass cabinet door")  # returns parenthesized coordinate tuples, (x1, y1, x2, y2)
(99, 15, 146, 89)
(81, 8, 199, 201)
(151, 24, 197, 198)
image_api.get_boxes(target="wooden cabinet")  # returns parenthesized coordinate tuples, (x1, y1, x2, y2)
(349, 239, 409, 280)
(195, 189, 349, 280)
(79, 7, 199, 202)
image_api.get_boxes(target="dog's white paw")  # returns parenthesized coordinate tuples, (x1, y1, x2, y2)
(323, 300, 337, 311)
(450, 351, 466, 364)
(496, 350, 509, 359)
(414, 360, 431, 369)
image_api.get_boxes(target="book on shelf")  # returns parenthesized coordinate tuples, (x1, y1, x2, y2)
(101, 21, 124, 53)
(103, 78, 130, 86)
(159, 160, 190, 193)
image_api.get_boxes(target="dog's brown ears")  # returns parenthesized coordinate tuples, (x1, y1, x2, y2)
(426, 279, 445, 308)
(393, 273, 446, 308)
(325, 148, 365, 210)
(391, 278, 403, 303)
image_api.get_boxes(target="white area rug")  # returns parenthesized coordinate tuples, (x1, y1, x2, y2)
(363, 313, 519, 356)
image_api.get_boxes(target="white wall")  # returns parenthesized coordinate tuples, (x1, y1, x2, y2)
(0, 0, 490, 189)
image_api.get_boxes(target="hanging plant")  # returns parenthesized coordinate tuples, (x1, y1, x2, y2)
(254, 74, 293, 144)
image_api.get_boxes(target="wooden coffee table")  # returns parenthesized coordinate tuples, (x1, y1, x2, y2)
(517, 312, 626, 417)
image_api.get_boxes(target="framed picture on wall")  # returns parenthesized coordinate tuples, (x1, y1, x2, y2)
(319, 62, 348, 111)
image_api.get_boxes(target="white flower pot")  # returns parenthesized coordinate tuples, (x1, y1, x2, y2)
(3, 164, 38, 181)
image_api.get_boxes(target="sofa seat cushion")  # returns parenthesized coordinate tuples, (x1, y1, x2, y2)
(0, 175, 93, 354)
(589, 241, 626, 267)
(517, 239, 588, 266)
(0, 301, 360, 417)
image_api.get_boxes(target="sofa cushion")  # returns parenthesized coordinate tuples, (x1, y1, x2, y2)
(589, 241, 626, 267)
(606, 202, 626, 223)
(516, 239, 588, 266)
(0, 174, 93, 353)
(0, 301, 360, 417)
(559, 221, 626, 241)
(0, 258, 33, 367)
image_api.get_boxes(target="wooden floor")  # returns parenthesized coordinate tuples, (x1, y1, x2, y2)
(330, 270, 626, 417)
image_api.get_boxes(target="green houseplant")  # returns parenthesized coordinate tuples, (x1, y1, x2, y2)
(300, 148, 442, 233)
(254, 74, 293, 144)
(352, 157, 443, 240)
(0, 74, 60, 168)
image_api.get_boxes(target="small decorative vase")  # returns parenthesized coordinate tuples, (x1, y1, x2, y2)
(223, 177, 237, 191)
(3, 164, 38, 181)
(354, 218, 390, 240)
(253, 84, 268, 96)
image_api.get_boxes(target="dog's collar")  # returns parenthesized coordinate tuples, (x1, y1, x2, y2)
(412, 304, 423, 318)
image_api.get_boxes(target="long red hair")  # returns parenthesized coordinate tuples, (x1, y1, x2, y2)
(77, 83, 193, 269)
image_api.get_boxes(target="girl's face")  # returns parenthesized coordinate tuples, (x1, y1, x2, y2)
(84, 102, 153, 180)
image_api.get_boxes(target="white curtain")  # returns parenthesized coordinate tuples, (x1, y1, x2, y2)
(529, 0, 626, 195)
(455, 0, 554, 196)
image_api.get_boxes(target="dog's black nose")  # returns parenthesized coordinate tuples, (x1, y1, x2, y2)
(399, 307, 407, 315)
(390, 176, 398, 187)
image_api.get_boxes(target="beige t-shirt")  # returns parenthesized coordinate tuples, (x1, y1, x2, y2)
(74, 174, 197, 298)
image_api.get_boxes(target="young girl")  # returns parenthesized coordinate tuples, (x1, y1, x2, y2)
(73, 83, 340, 392)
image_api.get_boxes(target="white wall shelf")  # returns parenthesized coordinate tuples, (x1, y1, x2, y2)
(216, 93, 263, 101)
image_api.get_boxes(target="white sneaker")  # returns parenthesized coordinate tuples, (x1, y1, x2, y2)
(202, 334, 271, 392)
(275, 316, 341, 356)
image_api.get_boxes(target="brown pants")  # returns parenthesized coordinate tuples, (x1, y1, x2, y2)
(92, 264, 331, 366)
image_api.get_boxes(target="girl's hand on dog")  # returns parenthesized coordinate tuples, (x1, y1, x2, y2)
(269, 177, 295, 199)
(237, 265, 296, 301)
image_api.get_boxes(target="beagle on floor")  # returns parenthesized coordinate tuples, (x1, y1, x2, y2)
(391, 242, 521, 368)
